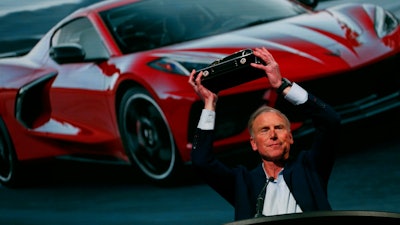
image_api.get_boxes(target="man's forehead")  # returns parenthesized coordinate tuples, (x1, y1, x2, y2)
(254, 112, 285, 124)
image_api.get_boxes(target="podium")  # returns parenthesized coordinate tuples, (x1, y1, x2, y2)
(224, 211, 400, 225)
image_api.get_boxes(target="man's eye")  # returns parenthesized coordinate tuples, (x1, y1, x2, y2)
(261, 128, 269, 133)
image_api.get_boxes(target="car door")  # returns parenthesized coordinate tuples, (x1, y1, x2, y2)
(46, 17, 120, 146)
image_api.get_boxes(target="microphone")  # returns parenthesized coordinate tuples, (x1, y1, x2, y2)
(254, 177, 275, 218)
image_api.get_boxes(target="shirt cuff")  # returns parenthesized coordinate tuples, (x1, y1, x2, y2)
(284, 82, 308, 105)
(197, 109, 216, 130)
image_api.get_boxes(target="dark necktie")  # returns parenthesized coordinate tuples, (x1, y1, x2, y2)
(254, 177, 275, 218)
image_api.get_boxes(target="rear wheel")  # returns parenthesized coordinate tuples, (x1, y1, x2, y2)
(118, 87, 180, 183)
(0, 117, 20, 188)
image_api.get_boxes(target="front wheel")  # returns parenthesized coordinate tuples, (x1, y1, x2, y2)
(0, 117, 21, 188)
(118, 87, 180, 183)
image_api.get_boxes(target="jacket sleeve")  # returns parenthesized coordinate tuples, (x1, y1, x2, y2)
(304, 93, 341, 182)
(191, 128, 237, 205)
(282, 92, 341, 212)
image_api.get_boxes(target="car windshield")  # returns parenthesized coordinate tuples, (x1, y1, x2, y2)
(100, 0, 308, 53)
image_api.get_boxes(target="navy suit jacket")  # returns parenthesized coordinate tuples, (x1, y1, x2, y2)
(191, 93, 341, 221)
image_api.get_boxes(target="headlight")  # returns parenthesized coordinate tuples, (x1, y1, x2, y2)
(148, 58, 187, 75)
(374, 5, 399, 38)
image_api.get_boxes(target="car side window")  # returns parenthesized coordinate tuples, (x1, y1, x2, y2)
(51, 18, 109, 61)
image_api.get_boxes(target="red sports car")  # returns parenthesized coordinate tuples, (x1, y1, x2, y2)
(0, 0, 399, 187)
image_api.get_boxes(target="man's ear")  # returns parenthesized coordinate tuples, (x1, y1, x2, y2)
(288, 132, 294, 145)
(250, 136, 258, 152)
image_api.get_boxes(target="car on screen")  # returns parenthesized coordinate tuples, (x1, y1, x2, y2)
(0, 0, 399, 187)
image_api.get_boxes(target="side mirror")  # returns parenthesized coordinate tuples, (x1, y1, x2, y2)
(49, 43, 85, 64)
(297, 0, 319, 9)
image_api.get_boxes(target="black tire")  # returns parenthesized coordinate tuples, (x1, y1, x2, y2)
(118, 87, 180, 183)
(0, 117, 20, 188)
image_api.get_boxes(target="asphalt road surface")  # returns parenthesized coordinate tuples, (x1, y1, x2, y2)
(0, 1, 399, 225)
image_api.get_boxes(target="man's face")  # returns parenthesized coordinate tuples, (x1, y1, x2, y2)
(250, 111, 293, 162)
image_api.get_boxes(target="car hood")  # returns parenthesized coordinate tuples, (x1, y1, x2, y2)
(166, 4, 400, 81)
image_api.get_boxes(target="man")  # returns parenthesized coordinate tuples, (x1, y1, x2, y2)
(188, 47, 341, 221)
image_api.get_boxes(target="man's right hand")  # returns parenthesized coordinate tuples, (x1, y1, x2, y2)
(188, 70, 218, 111)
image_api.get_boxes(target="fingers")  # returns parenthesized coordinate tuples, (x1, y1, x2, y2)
(253, 47, 274, 65)
(188, 69, 195, 82)
(251, 47, 283, 87)
(189, 69, 200, 87)
(189, 70, 208, 95)
(251, 47, 273, 73)
(251, 62, 264, 68)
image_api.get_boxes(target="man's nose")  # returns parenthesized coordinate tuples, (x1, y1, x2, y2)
(269, 129, 277, 138)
